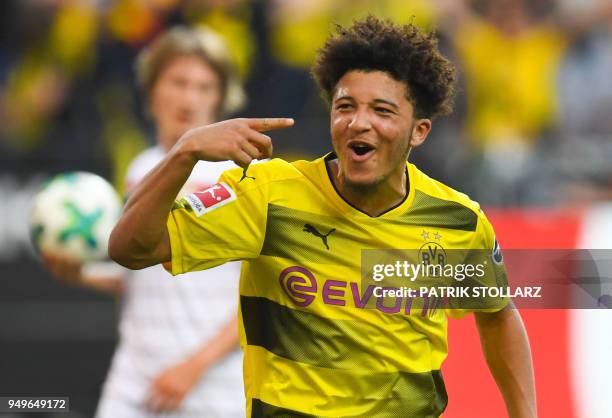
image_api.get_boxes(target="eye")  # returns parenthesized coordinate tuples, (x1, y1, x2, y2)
(375, 107, 393, 115)
(335, 103, 353, 111)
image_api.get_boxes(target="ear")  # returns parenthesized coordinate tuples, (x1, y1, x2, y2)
(409, 119, 432, 148)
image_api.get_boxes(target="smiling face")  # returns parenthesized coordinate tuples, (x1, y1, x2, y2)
(149, 54, 222, 150)
(330, 70, 431, 191)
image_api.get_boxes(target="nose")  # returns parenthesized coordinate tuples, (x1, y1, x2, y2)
(348, 108, 372, 132)
(182, 85, 201, 109)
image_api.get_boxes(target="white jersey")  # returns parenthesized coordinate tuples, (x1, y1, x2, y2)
(96, 146, 245, 417)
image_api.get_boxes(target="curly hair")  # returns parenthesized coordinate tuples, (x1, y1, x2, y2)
(312, 16, 456, 119)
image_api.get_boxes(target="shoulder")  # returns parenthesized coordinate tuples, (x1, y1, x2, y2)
(411, 164, 481, 213)
(408, 164, 487, 233)
(220, 158, 309, 187)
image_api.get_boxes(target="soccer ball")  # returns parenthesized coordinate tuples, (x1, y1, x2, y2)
(30, 172, 123, 261)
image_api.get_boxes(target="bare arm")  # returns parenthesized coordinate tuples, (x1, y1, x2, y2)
(42, 251, 123, 294)
(108, 117, 293, 270)
(146, 315, 241, 412)
(475, 303, 537, 418)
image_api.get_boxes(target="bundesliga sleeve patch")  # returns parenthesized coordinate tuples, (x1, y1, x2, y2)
(184, 182, 236, 217)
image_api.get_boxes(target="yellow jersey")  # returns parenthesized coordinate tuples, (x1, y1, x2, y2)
(455, 20, 567, 147)
(166, 154, 507, 417)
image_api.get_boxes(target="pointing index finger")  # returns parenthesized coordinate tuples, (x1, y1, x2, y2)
(247, 118, 294, 132)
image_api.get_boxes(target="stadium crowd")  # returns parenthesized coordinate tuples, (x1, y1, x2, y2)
(1, 0, 612, 205)
(2, 1, 612, 416)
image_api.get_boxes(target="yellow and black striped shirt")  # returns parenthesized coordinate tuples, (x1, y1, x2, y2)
(166, 154, 507, 417)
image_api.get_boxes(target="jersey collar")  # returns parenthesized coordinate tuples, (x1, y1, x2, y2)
(317, 152, 416, 219)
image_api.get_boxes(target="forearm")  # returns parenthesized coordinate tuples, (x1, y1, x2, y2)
(80, 275, 123, 294)
(109, 146, 196, 269)
(145, 314, 241, 412)
(110, 117, 291, 269)
(188, 315, 240, 375)
(475, 305, 536, 418)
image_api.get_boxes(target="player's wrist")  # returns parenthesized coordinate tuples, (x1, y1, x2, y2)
(65, 266, 87, 286)
(170, 135, 201, 168)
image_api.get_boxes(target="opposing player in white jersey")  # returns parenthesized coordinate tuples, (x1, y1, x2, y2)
(43, 26, 246, 417)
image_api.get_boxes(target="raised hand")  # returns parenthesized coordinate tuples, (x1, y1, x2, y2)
(175, 117, 294, 167)
(41, 251, 83, 285)
(145, 356, 205, 413)
(41, 251, 123, 293)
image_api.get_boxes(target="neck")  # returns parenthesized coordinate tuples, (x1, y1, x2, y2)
(328, 159, 408, 217)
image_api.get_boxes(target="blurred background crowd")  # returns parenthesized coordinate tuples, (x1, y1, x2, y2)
(1, 0, 612, 416)
(2, 0, 612, 205)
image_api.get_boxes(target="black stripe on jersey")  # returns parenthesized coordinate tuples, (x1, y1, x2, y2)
(402, 190, 478, 231)
(250, 377, 446, 417)
(260, 197, 477, 265)
(242, 295, 371, 369)
(260, 204, 351, 265)
(251, 398, 318, 417)
(251, 398, 317, 417)
(241, 296, 448, 417)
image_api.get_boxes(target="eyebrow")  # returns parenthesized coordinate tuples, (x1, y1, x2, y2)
(334, 95, 400, 110)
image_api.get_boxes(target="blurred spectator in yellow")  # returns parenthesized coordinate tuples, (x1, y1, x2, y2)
(438, 0, 566, 150)
(434, 0, 612, 204)
(269, 0, 437, 69)
(105, 0, 255, 80)
(0, 0, 258, 189)
(106, 0, 173, 46)
(184, 0, 255, 80)
(1, 0, 98, 149)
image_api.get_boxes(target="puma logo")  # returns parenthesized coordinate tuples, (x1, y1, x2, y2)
(303, 223, 336, 250)
(239, 167, 256, 183)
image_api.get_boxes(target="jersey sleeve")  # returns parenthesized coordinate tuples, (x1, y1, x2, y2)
(165, 166, 269, 275)
(446, 208, 510, 318)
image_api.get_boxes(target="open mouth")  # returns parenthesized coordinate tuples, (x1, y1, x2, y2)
(348, 143, 375, 159)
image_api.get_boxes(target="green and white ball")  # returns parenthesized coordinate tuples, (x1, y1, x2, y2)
(30, 172, 122, 261)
